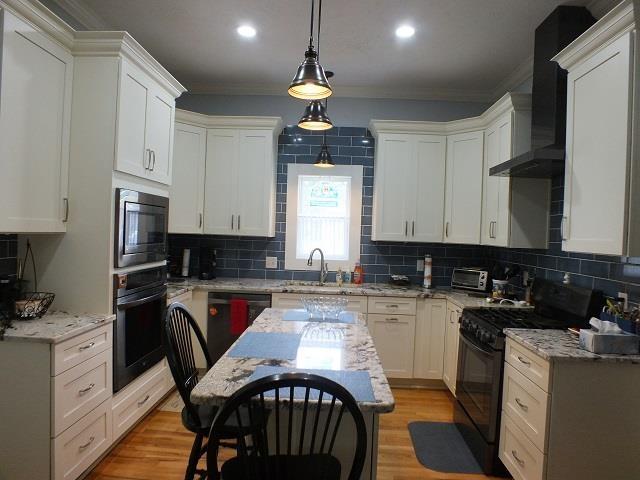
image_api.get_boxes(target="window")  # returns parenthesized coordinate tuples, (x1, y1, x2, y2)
(285, 164, 363, 271)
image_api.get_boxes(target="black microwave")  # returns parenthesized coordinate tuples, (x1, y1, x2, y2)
(114, 189, 169, 268)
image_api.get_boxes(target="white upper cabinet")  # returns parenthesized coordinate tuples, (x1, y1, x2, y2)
(169, 121, 207, 233)
(0, 8, 73, 233)
(371, 132, 446, 243)
(444, 131, 484, 244)
(481, 102, 550, 249)
(553, 1, 637, 255)
(176, 114, 281, 237)
(115, 58, 176, 185)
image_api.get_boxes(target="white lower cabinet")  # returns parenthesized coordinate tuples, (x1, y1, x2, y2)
(271, 292, 368, 317)
(413, 299, 447, 379)
(442, 303, 461, 395)
(368, 313, 415, 378)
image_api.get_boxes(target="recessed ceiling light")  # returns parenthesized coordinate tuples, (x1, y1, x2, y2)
(237, 25, 256, 38)
(395, 25, 415, 38)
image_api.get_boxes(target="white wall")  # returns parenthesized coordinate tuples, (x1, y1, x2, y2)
(176, 93, 490, 127)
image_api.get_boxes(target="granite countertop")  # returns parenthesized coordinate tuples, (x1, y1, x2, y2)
(190, 308, 395, 413)
(167, 277, 530, 310)
(504, 329, 640, 364)
(1, 312, 115, 344)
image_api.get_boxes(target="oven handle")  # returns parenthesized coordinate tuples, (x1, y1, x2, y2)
(117, 290, 166, 309)
(459, 330, 496, 356)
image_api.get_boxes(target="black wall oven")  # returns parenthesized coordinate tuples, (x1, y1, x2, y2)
(113, 266, 167, 392)
(115, 189, 169, 268)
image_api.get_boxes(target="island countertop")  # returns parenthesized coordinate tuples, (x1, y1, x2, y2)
(190, 308, 395, 413)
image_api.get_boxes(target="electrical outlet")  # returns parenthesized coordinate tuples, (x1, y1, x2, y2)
(618, 292, 629, 312)
(417, 259, 424, 272)
(265, 256, 278, 269)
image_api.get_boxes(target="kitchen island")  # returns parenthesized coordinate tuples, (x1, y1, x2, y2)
(190, 307, 394, 479)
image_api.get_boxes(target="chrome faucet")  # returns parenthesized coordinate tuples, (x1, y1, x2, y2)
(307, 248, 328, 285)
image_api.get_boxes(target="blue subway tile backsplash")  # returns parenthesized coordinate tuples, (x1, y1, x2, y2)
(0, 234, 18, 278)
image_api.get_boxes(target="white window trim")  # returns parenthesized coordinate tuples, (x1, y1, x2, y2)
(285, 164, 363, 271)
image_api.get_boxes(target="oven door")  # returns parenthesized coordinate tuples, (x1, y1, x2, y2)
(115, 189, 168, 267)
(113, 285, 167, 392)
(455, 331, 504, 443)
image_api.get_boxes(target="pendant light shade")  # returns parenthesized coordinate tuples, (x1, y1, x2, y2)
(288, 47, 332, 100)
(298, 100, 333, 131)
(314, 143, 335, 168)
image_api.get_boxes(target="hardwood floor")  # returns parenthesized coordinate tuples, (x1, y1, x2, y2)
(87, 388, 503, 480)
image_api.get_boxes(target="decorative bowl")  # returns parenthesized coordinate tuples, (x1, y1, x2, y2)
(300, 296, 348, 319)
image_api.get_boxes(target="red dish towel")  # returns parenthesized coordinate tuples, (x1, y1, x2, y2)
(230, 299, 249, 335)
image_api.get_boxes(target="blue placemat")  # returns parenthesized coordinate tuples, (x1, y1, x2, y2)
(282, 309, 356, 324)
(228, 332, 302, 360)
(247, 366, 376, 402)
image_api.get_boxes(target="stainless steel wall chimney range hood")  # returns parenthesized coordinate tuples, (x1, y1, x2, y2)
(490, 6, 595, 178)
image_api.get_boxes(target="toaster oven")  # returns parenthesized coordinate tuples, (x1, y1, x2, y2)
(451, 268, 489, 292)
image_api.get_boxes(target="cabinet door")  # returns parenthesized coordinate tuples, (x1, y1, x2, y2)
(563, 32, 632, 255)
(145, 87, 175, 185)
(236, 130, 276, 237)
(482, 115, 512, 246)
(442, 307, 461, 396)
(0, 10, 73, 232)
(169, 123, 206, 233)
(372, 134, 412, 241)
(411, 135, 446, 242)
(368, 314, 415, 378)
(413, 299, 447, 379)
(444, 131, 484, 244)
(115, 59, 150, 178)
(204, 129, 238, 235)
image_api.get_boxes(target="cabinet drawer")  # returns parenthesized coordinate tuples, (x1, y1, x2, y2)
(112, 360, 170, 440)
(499, 412, 546, 480)
(368, 296, 416, 315)
(272, 293, 367, 313)
(53, 399, 112, 480)
(52, 324, 112, 376)
(506, 340, 551, 392)
(503, 363, 550, 452)
(53, 349, 112, 437)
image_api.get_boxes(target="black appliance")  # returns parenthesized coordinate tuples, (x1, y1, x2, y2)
(490, 6, 596, 178)
(199, 248, 217, 280)
(454, 278, 603, 475)
(115, 189, 169, 268)
(207, 292, 271, 363)
(113, 266, 167, 392)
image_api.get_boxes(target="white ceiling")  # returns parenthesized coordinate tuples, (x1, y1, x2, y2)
(48, 0, 618, 102)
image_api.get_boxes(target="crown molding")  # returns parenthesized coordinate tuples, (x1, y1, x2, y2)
(175, 109, 283, 131)
(46, 0, 109, 29)
(0, 0, 75, 48)
(491, 54, 534, 100)
(586, 0, 622, 18)
(369, 92, 531, 136)
(553, 0, 635, 70)
(73, 31, 186, 97)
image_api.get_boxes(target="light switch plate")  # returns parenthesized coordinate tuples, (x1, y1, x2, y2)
(417, 259, 424, 272)
(266, 256, 278, 269)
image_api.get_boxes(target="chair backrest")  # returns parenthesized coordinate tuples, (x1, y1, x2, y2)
(164, 302, 213, 423)
(206, 372, 367, 480)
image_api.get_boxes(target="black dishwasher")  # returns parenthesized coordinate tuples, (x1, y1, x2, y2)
(207, 292, 271, 363)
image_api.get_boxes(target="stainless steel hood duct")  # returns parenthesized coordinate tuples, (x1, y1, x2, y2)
(490, 6, 595, 178)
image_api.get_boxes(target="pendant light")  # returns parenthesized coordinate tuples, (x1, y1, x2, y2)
(314, 98, 335, 168)
(288, 0, 332, 100)
(298, 99, 333, 130)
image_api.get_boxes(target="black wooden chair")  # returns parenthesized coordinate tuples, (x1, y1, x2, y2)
(206, 372, 368, 480)
(164, 302, 244, 480)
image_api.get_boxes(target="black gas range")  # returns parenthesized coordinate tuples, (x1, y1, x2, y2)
(454, 279, 603, 476)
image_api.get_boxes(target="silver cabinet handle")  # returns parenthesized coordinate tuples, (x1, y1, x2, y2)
(385, 304, 399, 309)
(137, 394, 150, 407)
(78, 436, 95, 451)
(151, 150, 156, 171)
(517, 355, 531, 366)
(231, 215, 235, 230)
(385, 317, 399, 322)
(199, 213, 203, 228)
(63, 198, 69, 222)
(561, 216, 568, 241)
(79, 342, 95, 351)
(144, 148, 150, 170)
(238, 215, 241, 231)
(511, 450, 525, 467)
(412, 220, 415, 237)
(515, 397, 529, 411)
(445, 222, 450, 238)
(405, 220, 408, 236)
(78, 383, 95, 395)
(489, 221, 494, 239)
